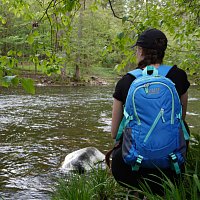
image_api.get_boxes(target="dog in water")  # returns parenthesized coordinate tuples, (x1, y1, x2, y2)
(61, 147, 106, 173)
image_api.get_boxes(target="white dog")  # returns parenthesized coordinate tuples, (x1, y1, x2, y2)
(61, 147, 106, 173)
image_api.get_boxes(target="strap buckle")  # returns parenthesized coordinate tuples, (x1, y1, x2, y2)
(132, 155, 143, 171)
(169, 153, 181, 175)
(170, 153, 178, 162)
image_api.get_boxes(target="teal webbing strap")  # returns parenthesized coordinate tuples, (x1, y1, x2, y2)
(169, 153, 181, 175)
(176, 112, 190, 141)
(132, 155, 143, 171)
(142, 66, 158, 76)
(116, 116, 126, 141)
(115, 109, 133, 141)
(181, 120, 190, 141)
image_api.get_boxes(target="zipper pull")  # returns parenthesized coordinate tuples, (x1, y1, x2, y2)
(144, 83, 149, 94)
(161, 108, 165, 122)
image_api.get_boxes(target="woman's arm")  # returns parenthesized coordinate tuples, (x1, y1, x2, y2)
(111, 98, 123, 139)
(180, 91, 188, 121)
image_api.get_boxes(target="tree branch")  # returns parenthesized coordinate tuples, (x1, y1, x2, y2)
(38, 0, 54, 22)
(108, 0, 134, 23)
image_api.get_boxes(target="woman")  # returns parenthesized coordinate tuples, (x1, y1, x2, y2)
(111, 28, 190, 195)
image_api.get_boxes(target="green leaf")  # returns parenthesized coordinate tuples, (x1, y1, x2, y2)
(21, 78, 35, 94)
(32, 31, 39, 37)
(11, 77, 19, 86)
(1, 75, 16, 87)
(17, 51, 22, 57)
(89, 4, 98, 12)
(2, 18, 6, 24)
(122, 16, 129, 24)
(27, 35, 34, 45)
(117, 32, 124, 40)
(7, 50, 13, 56)
(1, 80, 9, 87)
(45, 51, 51, 57)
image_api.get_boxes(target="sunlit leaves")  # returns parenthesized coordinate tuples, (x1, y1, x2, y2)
(27, 31, 39, 45)
(109, 0, 200, 76)
(63, 0, 79, 12)
(20, 78, 35, 94)
(1, 76, 17, 87)
(122, 16, 129, 24)
(89, 2, 98, 12)
(27, 34, 34, 45)
(0, 75, 35, 94)
(0, 15, 6, 24)
(0, 0, 199, 88)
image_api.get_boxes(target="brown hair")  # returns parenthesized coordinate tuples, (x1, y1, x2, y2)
(137, 38, 166, 69)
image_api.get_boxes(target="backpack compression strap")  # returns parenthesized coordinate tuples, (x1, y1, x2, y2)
(169, 153, 181, 174)
(116, 109, 133, 141)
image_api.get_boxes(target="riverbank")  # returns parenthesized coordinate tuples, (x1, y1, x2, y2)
(52, 134, 200, 200)
(19, 67, 200, 87)
(18, 66, 120, 87)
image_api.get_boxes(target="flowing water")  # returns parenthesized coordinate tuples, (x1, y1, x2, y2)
(0, 85, 199, 200)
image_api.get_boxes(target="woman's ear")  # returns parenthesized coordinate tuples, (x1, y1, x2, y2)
(138, 47, 143, 56)
(136, 47, 144, 63)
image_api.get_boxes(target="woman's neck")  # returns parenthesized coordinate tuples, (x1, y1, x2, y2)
(141, 64, 161, 69)
(150, 64, 160, 68)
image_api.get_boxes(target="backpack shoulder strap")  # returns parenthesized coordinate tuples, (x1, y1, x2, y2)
(158, 65, 173, 76)
(128, 69, 143, 79)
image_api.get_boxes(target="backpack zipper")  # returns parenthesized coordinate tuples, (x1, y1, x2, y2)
(144, 108, 165, 143)
(132, 86, 143, 125)
(132, 82, 175, 125)
(152, 82, 175, 124)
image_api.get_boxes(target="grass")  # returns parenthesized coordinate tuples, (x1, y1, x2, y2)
(51, 134, 200, 200)
(51, 167, 124, 200)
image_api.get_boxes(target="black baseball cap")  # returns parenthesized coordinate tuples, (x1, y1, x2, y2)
(132, 28, 168, 51)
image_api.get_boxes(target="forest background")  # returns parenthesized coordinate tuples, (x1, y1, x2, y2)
(0, 0, 199, 94)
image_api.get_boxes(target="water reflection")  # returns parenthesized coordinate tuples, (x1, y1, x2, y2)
(0, 85, 199, 199)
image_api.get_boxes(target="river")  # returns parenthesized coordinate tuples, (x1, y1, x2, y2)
(0, 85, 199, 200)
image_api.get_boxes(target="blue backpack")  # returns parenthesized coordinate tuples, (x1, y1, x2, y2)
(116, 65, 190, 174)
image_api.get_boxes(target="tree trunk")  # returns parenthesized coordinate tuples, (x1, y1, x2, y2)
(74, 3, 83, 81)
(75, 64, 80, 81)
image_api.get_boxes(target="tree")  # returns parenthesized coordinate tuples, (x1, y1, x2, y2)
(107, 0, 200, 74)
(0, 0, 199, 90)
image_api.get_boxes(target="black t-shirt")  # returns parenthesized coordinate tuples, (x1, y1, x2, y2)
(113, 65, 190, 105)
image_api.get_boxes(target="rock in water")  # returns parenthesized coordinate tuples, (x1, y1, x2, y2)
(61, 147, 105, 173)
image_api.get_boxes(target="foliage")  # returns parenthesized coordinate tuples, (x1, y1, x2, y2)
(0, 0, 199, 91)
(108, 0, 200, 75)
(0, 53, 35, 94)
(52, 134, 200, 200)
